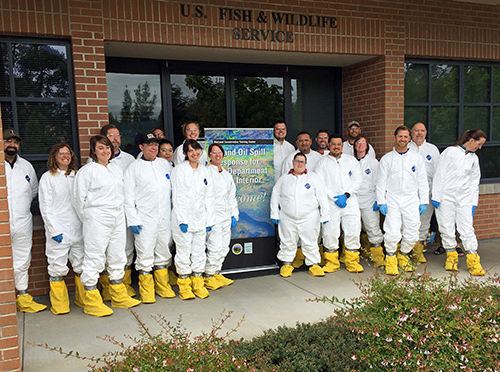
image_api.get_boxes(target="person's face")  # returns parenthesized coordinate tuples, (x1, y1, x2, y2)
(274, 123, 287, 141)
(292, 155, 307, 174)
(186, 144, 201, 163)
(316, 132, 328, 149)
(158, 143, 173, 161)
(348, 125, 361, 139)
(296, 134, 312, 152)
(140, 141, 159, 161)
(395, 130, 411, 150)
(106, 128, 121, 151)
(95, 141, 111, 164)
(4, 138, 20, 157)
(411, 123, 427, 145)
(152, 129, 166, 139)
(185, 123, 199, 140)
(329, 137, 343, 157)
(466, 137, 486, 152)
(354, 137, 368, 154)
(56, 146, 71, 169)
(209, 146, 223, 166)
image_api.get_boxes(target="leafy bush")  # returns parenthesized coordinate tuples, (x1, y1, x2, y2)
(317, 270, 500, 371)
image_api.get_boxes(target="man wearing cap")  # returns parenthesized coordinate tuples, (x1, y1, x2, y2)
(281, 131, 323, 176)
(408, 122, 440, 263)
(124, 133, 176, 303)
(343, 121, 376, 158)
(3, 128, 46, 312)
(273, 121, 295, 184)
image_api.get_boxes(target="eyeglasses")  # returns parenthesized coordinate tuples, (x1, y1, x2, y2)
(210, 151, 222, 155)
(274, 127, 286, 131)
(317, 136, 328, 139)
(144, 142, 158, 147)
(160, 148, 173, 153)
(107, 134, 121, 138)
(297, 139, 310, 143)
(58, 151, 71, 156)
(356, 141, 367, 145)
(293, 159, 306, 164)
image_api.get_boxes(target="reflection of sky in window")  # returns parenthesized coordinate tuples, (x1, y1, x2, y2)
(106, 73, 161, 118)
(171, 74, 224, 98)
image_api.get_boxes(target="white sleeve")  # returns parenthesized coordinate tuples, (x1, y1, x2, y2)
(313, 173, 330, 223)
(376, 155, 389, 205)
(270, 176, 283, 220)
(28, 164, 38, 200)
(346, 158, 361, 196)
(38, 174, 63, 237)
(228, 176, 239, 220)
(431, 149, 449, 203)
(73, 166, 91, 221)
(471, 156, 481, 206)
(416, 155, 429, 204)
(204, 169, 216, 227)
(123, 163, 140, 227)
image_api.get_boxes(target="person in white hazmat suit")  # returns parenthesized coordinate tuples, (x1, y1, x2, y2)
(124, 133, 176, 304)
(204, 143, 239, 289)
(171, 139, 215, 300)
(273, 121, 295, 184)
(408, 122, 440, 263)
(431, 129, 487, 275)
(39, 144, 84, 315)
(376, 126, 429, 275)
(172, 122, 208, 166)
(352, 137, 385, 268)
(74, 135, 140, 317)
(315, 134, 364, 273)
(271, 152, 330, 277)
(3, 128, 46, 313)
(343, 121, 376, 158)
(281, 131, 323, 176)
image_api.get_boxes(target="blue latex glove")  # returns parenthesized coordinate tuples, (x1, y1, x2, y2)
(129, 225, 142, 234)
(372, 201, 379, 211)
(333, 194, 348, 208)
(419, 204, 427, 215)
(52, 234, 63, 243)
(272, 219, 279, 225)
(379, 204, 388, 216)
(322, 220, 329, 225)
(180, 224, 188, 233)
(231, 216, 237, 230)
(206, 226, 212, 232)
(431, 200, 440, 209)
(472, 205, 476, 217)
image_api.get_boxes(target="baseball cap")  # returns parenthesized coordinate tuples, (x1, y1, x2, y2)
(348, 121, 360, 128)
(139, 132, 159, 145)
(3, 128, 22, 141)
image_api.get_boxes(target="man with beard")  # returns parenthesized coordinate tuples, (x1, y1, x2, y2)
(342, 121, 376, 158)
(281, 131, 323, 175)
(315, 129, 329, 155)
(4, 128, 46, 313)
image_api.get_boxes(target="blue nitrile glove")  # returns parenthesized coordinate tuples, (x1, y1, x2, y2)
(379, 204, 388, 216)
(419, 204, 427, 215)
(129, 225, 142, 234)
(206, 226, 212, 232)
(272, 219, 279, 225)
(231, 216, 237, 230)
(431, 200, 440, 209)
(52, 234, 63, 243)
(180, 224, 188, 233)
(472, 205, 476, 217)
(426, 231, 436, 245)
(372, 201, 379, 211)
(333, 194, 348, 208)
(322, 220, 329, 225)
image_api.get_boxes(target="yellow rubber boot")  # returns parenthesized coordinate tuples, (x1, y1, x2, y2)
(138, 274, 156, 303)
(292, 248, 305, 268)
(309, 265, 325, 277)
(154, 269, 176, 298)
(445, 251, 459, 271)
(83, 289, 113, 317)
(410, 242, 427, 263)
(123, 269, 137, 297)
(168, 270, 178, 286)
(191, 276, 210, 299)
(204, 275, 223, 290)
(359, 233, 371, 258)
(280, 265, 294, 277)
(98, 273, 111, 301)
(466, 253, 485, 276)
(16, 294, 47, 313)
(385, 256, 399, 275)
(214, 273, 234, 286)
(177, 277, 195, 300)
(344, 251, 364, 273)
(109, 283, 141, 308)
(370, 246, 385, 267)
(49, 280, 70, 315)
(322, 251, 340, 273)
(74, 275, 85, 308)
(396, 252, 415, 272)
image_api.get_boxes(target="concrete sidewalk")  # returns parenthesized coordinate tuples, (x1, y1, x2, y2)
(19, 239, 499, 372)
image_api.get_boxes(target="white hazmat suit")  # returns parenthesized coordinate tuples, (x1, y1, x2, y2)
(343, 140, 376, 158)
(281, 150, 323, 176)
(273, 138, 295, 184)
(173, 140, 208, 167)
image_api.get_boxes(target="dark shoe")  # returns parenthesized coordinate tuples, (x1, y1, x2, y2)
(434, 246, 445, 255)
(456, 246, 465, 257)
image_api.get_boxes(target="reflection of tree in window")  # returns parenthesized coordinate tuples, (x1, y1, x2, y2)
(464, 66, 490, 103)
(235, 77, 283, 128)
(431, 65, 458, 103)
(404, 63, 428, 103)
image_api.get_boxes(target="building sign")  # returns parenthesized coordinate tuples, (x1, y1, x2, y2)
(179, 4, 337, 43)
(205, 128, 277, 272)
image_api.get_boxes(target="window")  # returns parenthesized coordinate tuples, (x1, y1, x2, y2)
(405, 60, 500, 181)
(0, 38, 77, 176)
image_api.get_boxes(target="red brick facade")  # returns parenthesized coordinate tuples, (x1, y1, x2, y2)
(0, 1, 499, 369)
